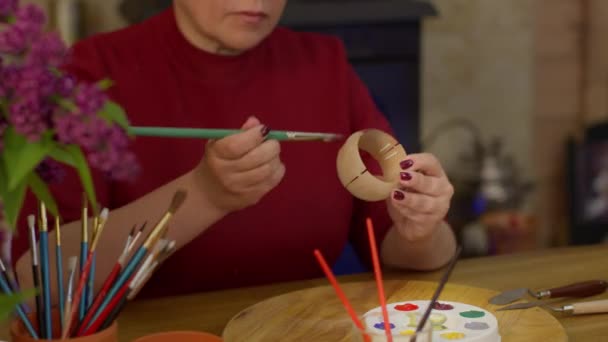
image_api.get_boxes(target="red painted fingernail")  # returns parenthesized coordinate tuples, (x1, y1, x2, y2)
(400, 159, 413, 169)
(393, 191, 405, 200)
(261, 125, 270, 137)
(400, 172, 412, 181)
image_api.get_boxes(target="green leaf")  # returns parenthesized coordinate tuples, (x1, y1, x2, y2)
(98, 101, 131, 133)
(48, 143, 99, 214)
(28, 173, 59, 218)
(0, 289, 37, 322)
(4, 128, 52, 191)
(3, 178, 27, 230)
(96, 78, 114, 90)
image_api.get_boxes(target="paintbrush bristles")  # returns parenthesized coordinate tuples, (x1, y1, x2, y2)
(143, 190, 187, 249)
(169, 189, 187, 214)
(91, 208, 109, 250)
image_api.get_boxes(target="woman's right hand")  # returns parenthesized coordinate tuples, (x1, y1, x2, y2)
(194, 116, 286, 213)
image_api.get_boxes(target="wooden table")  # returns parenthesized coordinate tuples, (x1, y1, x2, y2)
(2, 244, 607, 341)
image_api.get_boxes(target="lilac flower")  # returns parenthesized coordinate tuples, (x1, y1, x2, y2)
(35, 158, 65, 184)
(8, 94, 48, 141)
(6, 64, 56, 98)
(0, 0, 17, 18)
(55, 74, 75, 97)
(73, 83, 107, 115)
(27, 32, 66, 66)
(0, 3, 47, 54)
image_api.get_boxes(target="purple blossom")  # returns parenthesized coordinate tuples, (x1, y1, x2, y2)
(73, 83, 107, 115)
(5, 64, 56, 98)
(8, 94, 48, 141)
(0, 3, 47, 55)
(26, 32, 66, 66)
(0, 0, 17, 18)
(35, 158, 65, 184)
(55, 74, 75, 97)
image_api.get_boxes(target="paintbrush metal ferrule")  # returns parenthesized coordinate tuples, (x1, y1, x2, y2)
(27, 216, 39, 265)
(55, 217, 61, 246)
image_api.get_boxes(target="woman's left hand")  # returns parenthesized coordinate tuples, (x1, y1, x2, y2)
(387, 153, 454, 241)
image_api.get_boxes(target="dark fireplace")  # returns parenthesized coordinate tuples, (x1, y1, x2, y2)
(280, 0, 437, 153)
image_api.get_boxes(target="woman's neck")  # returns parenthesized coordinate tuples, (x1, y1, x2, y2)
(173, 4, 240, 56)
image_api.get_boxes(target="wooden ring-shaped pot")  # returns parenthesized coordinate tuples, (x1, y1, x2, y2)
(336, 129, 407, 201)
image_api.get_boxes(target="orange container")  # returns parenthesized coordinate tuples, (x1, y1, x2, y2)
(10, 310, 118, 342)
(132, 331, 222, 342)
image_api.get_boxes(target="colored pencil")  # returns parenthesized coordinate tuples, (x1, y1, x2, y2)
(313, 249, 369, 340)
(413, 245, 462, 340)
(55, 217, 65, 333)
(64, 208, 109, 337)
(82, 190, 186, 331)
(61, 257, 78, 339)
(27, 215, 44, 338)
(79, 194, 89, 321)
(38, 202, 52, 339)
(366, 218, 392, 342)
(129, 126, 343, 142)
(0, 258, 39, 339)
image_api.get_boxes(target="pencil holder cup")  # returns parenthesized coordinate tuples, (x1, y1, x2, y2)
(132, 331, 222, 342)
(10, 309, 118, 342)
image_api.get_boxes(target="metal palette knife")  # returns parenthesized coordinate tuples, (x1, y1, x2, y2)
(489, 280, 608, 305)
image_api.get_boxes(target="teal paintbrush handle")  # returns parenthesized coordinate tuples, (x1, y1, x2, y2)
(129, 126, 342, 142)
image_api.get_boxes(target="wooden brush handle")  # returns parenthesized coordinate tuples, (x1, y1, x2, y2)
(571, 299, 608, 315)
(547, 280, 607, 298)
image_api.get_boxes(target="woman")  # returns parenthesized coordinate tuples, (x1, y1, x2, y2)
(14, 0, 456, 298)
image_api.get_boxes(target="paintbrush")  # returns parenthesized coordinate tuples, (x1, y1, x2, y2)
(81, 239, 171, 336)
(64, 208, 109, 337)
(129, 126, 343, 142)
(366, 218, 392, 342)
(38, 202, 53, 339)
(0, 258, 39, 339)
(128, 222, 147, 253)
(76, 223, 144, 334)
(87, 212, 101, 309)
(90, 240, 176, 335)
(61, 257, 78, 339)
(412, 245, 463, 341)
(55, 216, 65, 333)
(314, 249, 370, 341)
(79, 194, 89, 321)
(83, 190, 187, 331)
(27, 215, 44, 338)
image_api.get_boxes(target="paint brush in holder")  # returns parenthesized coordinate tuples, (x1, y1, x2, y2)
(61, 256, 79, 338)
(63, 208, 109, 338)
(79, 194, 89, 322)
(27, 215, 44, 338)
(75, 222, 147, 334)
(81, 189, 187, 332)
(55, 216, 65, 332)
(412, 245, 462, 342)
(0, 257, 38, 339)
(38, 202, 53, 339)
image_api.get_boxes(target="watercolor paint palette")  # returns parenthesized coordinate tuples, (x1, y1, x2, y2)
(361, 300, 500, 341)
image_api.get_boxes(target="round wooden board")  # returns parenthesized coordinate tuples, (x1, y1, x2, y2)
(222, 280, 567, 341)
